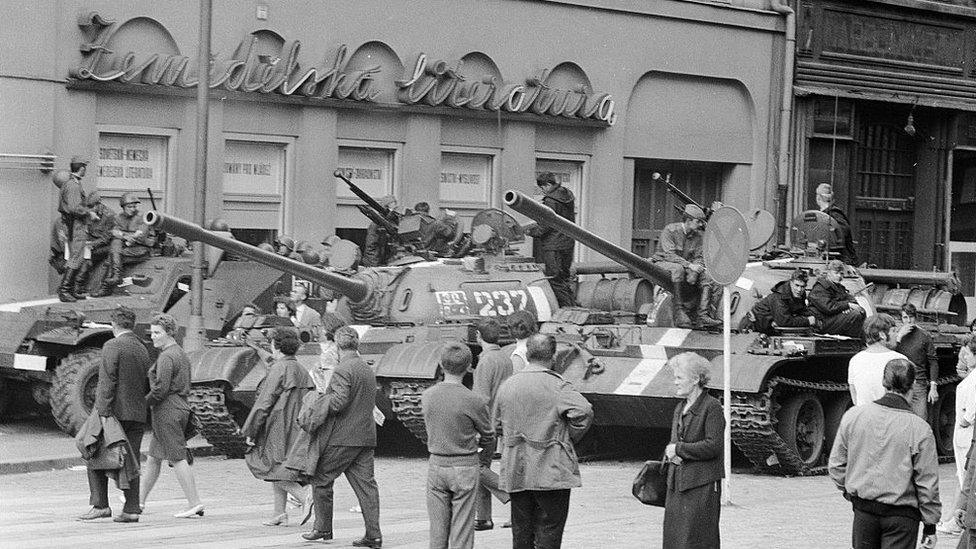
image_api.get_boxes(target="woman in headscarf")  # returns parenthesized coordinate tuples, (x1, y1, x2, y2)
(242, 327, 316, 526)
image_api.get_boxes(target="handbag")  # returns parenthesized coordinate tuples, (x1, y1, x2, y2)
(632, 458, 668, 507)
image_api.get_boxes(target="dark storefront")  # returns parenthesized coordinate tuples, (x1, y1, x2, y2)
(791, 0, 976, 278)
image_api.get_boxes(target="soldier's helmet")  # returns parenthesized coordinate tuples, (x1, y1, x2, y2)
(209, 218, 230, 232)
(119, 192, 141, 207)
(276, 236, 295, 255)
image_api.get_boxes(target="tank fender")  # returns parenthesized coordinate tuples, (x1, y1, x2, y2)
(187, 346, 265, 389)
(34, 324, 113, 347)
(706, 355, 801, 393)
(374, 342, 446, 379)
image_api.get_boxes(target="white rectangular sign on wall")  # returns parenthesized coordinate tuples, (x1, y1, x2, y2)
(97, 133, 167, 193)
(440, 152, 491, 206)
(223, 140, 285, 196)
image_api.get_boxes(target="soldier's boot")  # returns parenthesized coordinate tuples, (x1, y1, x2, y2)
(49, 254, 66, 275)
(696, 285, 722, 329)
(671, 284, 694, 329)
(103, 254, 122, 286)
(72, 261, 91, 299)
(58, 268, 78, 303)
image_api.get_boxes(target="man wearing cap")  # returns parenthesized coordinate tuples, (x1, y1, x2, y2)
(92, 193, 155, 297)
(362, 195, 398, 267)
(816, 184, 858, 265)
(652, 204, 721, 328)
(57, 156, 100, 302)
(524, 172, 577, 308)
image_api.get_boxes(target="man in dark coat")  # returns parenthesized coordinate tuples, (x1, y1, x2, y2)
(751, 269, 818, 335)
(894, 303, 939, 421)
(808, 260, 865, 339)
(301, 326, 382, 548)
(816, 183, 859, 265)
(362, 195, 398, 267)
(524, 172, 576, 308)
(78, 305, 150, 523)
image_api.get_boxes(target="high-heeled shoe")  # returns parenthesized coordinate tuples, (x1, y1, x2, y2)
(173, 504, 205, 518)
(262, 512, 287, 526)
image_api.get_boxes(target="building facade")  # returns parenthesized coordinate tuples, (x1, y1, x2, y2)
(0, 0, 788, 301)
(790, 0, 976, 293)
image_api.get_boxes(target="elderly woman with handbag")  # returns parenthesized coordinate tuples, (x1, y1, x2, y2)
(242, 327, 316, 526)
(662, 352, 725, 548)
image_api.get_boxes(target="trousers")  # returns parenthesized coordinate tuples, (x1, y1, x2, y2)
(312, 445, 381, 539)
(852, 508, 919, 549)
(88, 420, 143, 514)
(541, 249, 575, 308)
(510, 489, 571, 549)
(910, 381, 931, 422)
(821, 309, 865, 339)
(427, 458, 479, 549)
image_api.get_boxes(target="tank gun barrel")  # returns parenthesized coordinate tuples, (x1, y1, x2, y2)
(503, 190, 674, 290)
(144, 211, 370, 302)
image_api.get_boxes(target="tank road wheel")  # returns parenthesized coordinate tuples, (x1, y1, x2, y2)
(823, 394, 852, 454)
(775, 393, 825, 468)
(50, 348, 103, 436)
(931, 384, 956, 457)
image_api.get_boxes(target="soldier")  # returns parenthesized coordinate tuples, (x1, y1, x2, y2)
(816, 183, 858, 265)
(808, 260, 865, 339)
(92, 193, 155, 297)
(57, 156, 99, 302)
(423, 209, 460, 256)
(651, 204, 720, 328)
(362, 195, 398, 267)
(750, 269, 818, 335)
(75, 191, 116, 298)
(524, 172, 576, 308)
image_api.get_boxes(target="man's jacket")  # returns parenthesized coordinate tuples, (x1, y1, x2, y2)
(493, 365, 593, 492)
(808, 276, 855, 320)
(828, 393, 941, 528)
(95, 331, 150, 423)
(751, 280, 814, 333)
(525, 185, 575, 251)
(653, 222, 703, 267)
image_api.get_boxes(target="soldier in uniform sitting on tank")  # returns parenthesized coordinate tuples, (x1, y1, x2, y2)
(74, 191, 116, 298)
(422, 209, 460, 256)
(751, 269, 819, 335)
(91, 193, 155, 297)
(651, 204, 721, 329)
(815, 183, 858, 266)
(362, 195, 398, 267)
(808, 260, 865, 339)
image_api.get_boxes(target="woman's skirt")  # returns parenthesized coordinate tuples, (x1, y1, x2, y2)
(149, 403, 190, 463)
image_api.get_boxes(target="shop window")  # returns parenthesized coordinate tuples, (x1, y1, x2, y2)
(222, 135, 291, 247)
(812, 97, 854, 137)
(335, 142, 400, 249)
(631, 160, 727, 257)
(440, 149, 496, 228)
(96, 127, 174, 211)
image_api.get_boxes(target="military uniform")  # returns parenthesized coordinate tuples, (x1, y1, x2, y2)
(822, 205, 858, 265)
(525, 175, 576, 308)
(651, 207, 720, 328)
(56, 157, 93, 302)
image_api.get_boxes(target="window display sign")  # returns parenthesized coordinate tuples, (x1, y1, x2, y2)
(336, 147, 394, 200)
(440, 153, 491, 206)
(97, 134, 167, 192)
(223, 140, 285, 196)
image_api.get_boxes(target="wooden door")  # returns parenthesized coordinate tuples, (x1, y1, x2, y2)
(631, 160, 725, 257)
(853, 117, 916, 268)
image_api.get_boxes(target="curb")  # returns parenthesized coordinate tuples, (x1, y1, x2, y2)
(0, 443, 219, 475)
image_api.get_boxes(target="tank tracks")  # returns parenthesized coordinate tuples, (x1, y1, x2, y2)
(729, 376, 848, 476)
(188, 384, 248, 459)
(388, 380, 437, 444)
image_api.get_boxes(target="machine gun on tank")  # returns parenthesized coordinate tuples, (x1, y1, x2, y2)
(652, 172, 718, 220)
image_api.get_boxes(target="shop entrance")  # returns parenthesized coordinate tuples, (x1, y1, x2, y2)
(949, 149, 976, 309)
(630, 159, 727, 257)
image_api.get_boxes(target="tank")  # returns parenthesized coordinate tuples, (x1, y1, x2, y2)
(0, 246, 291, 436)
(145, 209, 629, 455)
(503, 190, 969, 475)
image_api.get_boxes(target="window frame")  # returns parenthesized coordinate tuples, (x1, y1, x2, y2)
(222, 132, 295, 232)
(440, 145, 499, 210)
(96, 125, 178, 213)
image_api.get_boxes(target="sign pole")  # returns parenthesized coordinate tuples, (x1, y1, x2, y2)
(722, 284, 732, 505)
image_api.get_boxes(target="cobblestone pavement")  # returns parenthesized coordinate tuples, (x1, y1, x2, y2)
(0, 455, 967, 548)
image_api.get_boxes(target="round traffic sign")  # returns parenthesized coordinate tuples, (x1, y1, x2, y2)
(703, 206, 750, 286)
